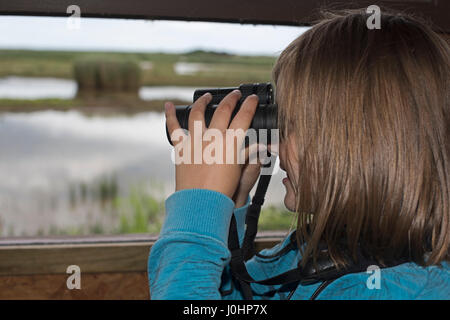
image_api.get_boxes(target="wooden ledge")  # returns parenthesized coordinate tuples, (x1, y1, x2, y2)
(0, 231, 288, 276)
(0, 231, 289, 299)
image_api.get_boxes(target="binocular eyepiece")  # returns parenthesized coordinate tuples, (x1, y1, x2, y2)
(166, 82, 278, 145)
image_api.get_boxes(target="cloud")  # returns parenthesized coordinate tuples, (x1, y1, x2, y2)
(0, 16, 308, 55)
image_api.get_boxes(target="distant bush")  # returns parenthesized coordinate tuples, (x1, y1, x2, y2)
(258, 205, 296, 231)
(74, 56, 141, 95)
(185, 49, 232, 57)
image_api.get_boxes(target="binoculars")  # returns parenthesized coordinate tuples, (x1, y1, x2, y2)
(165, 82, 278, 145)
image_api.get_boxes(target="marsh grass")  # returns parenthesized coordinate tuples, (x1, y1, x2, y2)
(114, 184, 165, 234)
(0, 97, 188, 113)
(74, 56, 141, 94)
(55, 178, 292, 236)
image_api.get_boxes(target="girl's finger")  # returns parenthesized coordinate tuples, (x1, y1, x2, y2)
(209, 90, 242, 131)
(165, 101, 184, 143)
(229, 94, 258, 132)
(238, 142, 266, 166)
(188, 92, 212, 133)
(229, 95, 259, 158)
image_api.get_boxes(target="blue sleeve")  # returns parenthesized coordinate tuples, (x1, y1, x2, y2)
(147, 188, 450, 300)
(147, 189, 249, 300)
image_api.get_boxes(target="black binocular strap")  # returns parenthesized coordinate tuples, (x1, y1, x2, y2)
(241, 173, 272, 261)
(226, 160, 311, 299)
(228, 213, 306, 299)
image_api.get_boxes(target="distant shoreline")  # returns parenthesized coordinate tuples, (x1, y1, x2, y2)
(0, 49, 274, 87)
(0, 97, 189, 114)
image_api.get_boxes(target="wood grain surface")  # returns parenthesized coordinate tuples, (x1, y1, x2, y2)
(0, 232, 286, 299)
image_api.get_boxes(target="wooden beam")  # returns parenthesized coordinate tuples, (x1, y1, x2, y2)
(0, 242, 151, 276)
(441, 33, 450, 44)
(0, 232, 286, 276)
(0, 232, 287, 299)
(0, 0, 449, 32)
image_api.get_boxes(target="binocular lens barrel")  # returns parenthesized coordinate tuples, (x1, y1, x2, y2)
(193, 83, 274, 106)
(166, 83, 278, 145)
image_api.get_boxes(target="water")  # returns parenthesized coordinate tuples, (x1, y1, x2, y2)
(0, 76, 197, 101)
(0, 110, 174, 236)
(173, 62, 212, 75)
(139, 86, 197, 101)
(0, 77, 287, 236)
(0, 76, 77, 99)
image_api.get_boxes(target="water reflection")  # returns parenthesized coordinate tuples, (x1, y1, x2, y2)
(0, 110, 173, 236)
(173, 62, 212, 75)
(0, 76, 77, 99)
(0, 76, 196, 101)
(139, 86, 197, 101)
(0, 107, 286, 237)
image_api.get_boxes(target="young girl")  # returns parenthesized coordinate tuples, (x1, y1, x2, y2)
(148, 10, 450, 299)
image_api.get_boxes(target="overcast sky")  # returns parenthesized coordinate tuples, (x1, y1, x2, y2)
(0, 16, 309, 56)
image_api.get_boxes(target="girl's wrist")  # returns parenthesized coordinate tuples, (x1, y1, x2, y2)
(233, 191, 250, 208)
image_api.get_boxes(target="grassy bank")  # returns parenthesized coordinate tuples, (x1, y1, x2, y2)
(0, 49, 275, 87)
(0, 96, 188, 114)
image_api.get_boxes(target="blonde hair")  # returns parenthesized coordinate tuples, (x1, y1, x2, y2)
(272, 9, 450, 267)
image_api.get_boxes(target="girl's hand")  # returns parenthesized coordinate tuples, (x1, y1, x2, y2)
(232, 161, 261, 208)
(165, 90, 259, 200)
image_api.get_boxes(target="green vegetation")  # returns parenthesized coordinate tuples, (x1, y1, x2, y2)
(259, 205, 296, 231)
(114, 186, 165, 234)
(65, 178, 166, 235)
(0, 98, 79, 111)
(0, 49, 276, 112)
(0, 49, 275, 87)
(74, 56, 141, 94)
(111, 190, 293, 234)
(0, 97, 187, 113)
(39, 179, 292, 236)
(113, 188, 294, 234)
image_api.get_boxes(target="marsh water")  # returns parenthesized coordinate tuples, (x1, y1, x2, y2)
(0, 76, 197, 101)
(0, 77, 286, 236)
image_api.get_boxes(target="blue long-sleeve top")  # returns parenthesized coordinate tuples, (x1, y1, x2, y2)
(148, 189, 450, 299)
